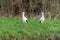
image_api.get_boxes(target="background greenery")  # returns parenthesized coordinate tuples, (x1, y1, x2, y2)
(0, 0, 60, 40)
(0, 0, 60, 19)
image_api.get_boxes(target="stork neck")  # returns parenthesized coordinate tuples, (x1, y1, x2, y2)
(22, 13, 25, 17)
(42, 14, 44, 17)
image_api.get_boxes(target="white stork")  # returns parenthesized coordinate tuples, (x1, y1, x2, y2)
(40, 12, 45, 23)
(22, 11, 28, 23)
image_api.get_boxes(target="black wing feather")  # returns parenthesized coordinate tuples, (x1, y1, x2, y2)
(26, 20, 28, 23)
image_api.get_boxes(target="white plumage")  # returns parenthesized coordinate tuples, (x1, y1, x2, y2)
(40, 12, 45, 23)
(22, 12, 28, 23)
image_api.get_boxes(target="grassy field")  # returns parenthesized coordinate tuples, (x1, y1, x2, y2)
(0, 18, 60, 40)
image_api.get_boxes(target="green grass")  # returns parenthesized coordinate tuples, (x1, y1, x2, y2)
(0, 18, 60, 39)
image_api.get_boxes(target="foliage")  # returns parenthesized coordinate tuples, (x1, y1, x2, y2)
(0, 0, 60, 19)
(0, 18, 59, 40)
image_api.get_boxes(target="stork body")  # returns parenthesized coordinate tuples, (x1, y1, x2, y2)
(22, 12, 28, 23)
(40, 12, 45, 23)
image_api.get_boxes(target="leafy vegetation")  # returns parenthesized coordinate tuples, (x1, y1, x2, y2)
(0, 18, 60, 40)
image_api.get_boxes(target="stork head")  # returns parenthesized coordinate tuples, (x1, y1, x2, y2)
(42, 12, 44, 15)
(22, 11, 25, 15)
